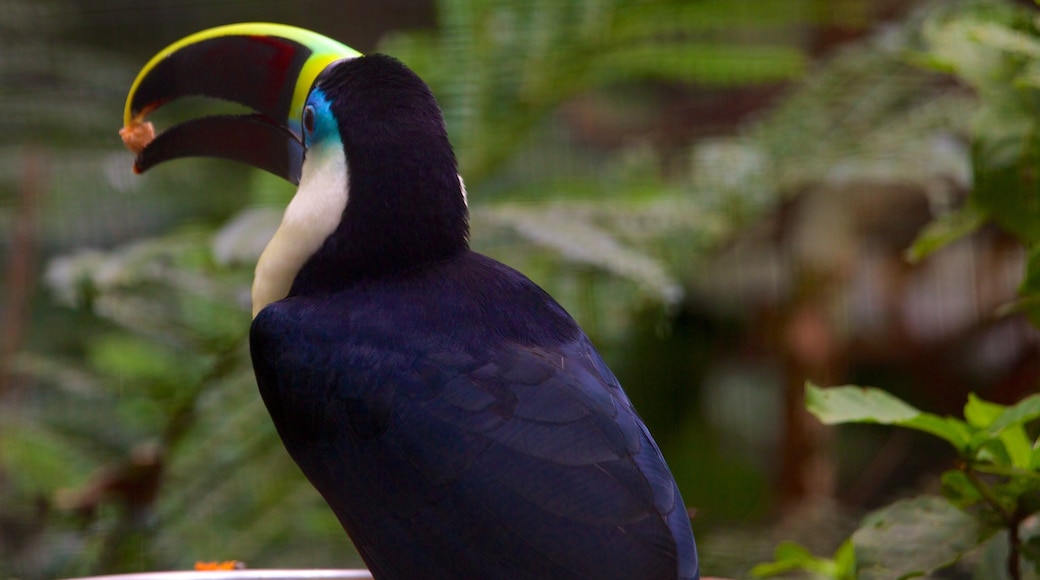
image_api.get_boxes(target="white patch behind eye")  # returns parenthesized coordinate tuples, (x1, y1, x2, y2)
(459, 174, 467, 206)
(252, 142, 348, 317)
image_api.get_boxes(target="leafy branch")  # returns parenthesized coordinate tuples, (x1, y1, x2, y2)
(755, 385, 1040, 579)
(757, 2, 1040, 577)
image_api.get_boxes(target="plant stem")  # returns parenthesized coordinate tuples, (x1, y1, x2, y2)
(964, 467, 1013, 521)
(1009, 510, 1022, 580)
(963, 467, 1021, 580)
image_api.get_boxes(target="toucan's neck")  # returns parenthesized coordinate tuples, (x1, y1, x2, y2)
(289, 135, 469, 296)
(250, 53, 471, 316)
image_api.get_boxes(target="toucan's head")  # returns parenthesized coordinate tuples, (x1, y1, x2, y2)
(122, 23, 469, 317)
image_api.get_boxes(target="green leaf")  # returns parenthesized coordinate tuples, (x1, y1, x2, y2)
(975, 436, 1014, 468)
(962, 394, 1024, 467)
(907, 414, 975, 452)
(963, 394, 1040, 467)
(1030, 440, 1040, 471)
(853, 496, 995, 580)
(965, 392, 1005, 429)
(999, 426, 1033, 469)
(940, 470, 984, 509)
(833, 538, 857, 579)
(750, 541, 815, 577)
(970, 462, 1040, 487)
(750, 539, 848, 578)
(904, 204, 986, 264)
(806, 384, 973, 451)
(988, 394, 1040, 435)
(807, 383, 922, 424)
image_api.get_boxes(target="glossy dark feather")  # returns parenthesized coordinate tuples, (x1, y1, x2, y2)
(251, 252, 698, 579)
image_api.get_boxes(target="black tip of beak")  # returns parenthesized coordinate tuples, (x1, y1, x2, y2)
(135, 114, 303, 185)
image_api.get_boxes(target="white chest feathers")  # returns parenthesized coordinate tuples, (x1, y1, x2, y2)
(252, 143, 348, 317)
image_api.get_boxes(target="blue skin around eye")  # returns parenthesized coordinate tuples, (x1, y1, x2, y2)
(303, 89, 340, 149)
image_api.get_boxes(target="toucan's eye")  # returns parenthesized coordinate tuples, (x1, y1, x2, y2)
(303, 106, 316, 135)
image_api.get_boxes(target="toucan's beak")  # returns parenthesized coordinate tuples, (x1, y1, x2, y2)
(121, 23, 360, 185)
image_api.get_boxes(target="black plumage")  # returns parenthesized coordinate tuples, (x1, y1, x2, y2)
(247, 54, 698, 579)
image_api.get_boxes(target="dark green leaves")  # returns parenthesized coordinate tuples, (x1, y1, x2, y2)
(853, 496, 993, 580)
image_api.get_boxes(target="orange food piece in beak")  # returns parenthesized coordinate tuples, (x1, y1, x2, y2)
(119, 121, 155, 155)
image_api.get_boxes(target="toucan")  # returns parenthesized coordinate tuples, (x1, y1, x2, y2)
(121, 23, 699, 580)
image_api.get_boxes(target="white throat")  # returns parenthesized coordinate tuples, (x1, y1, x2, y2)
(252, 144, 348, 318)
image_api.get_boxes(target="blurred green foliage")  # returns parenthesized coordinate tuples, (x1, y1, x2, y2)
(1, 0, 839, 575)
(1, 0, 993, 577)
(382, 0, 818, 183)
(756, 1, 1040, 578)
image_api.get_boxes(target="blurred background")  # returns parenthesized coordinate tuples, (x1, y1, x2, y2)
(2, 0, 1039, 577)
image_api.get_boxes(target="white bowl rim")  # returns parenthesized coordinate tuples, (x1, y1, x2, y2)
(62, 569, 373, 580)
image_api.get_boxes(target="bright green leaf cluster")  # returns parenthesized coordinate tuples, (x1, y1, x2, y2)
(756, 380, 1040, 578)
(801, 383, 1040, 577)
(807, 384, 1040, 465)
(751, 539, 855, 579)
(806, 383, 973, 452)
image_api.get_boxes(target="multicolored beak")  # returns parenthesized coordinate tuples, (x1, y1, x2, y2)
(121, 23, 360, 184)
